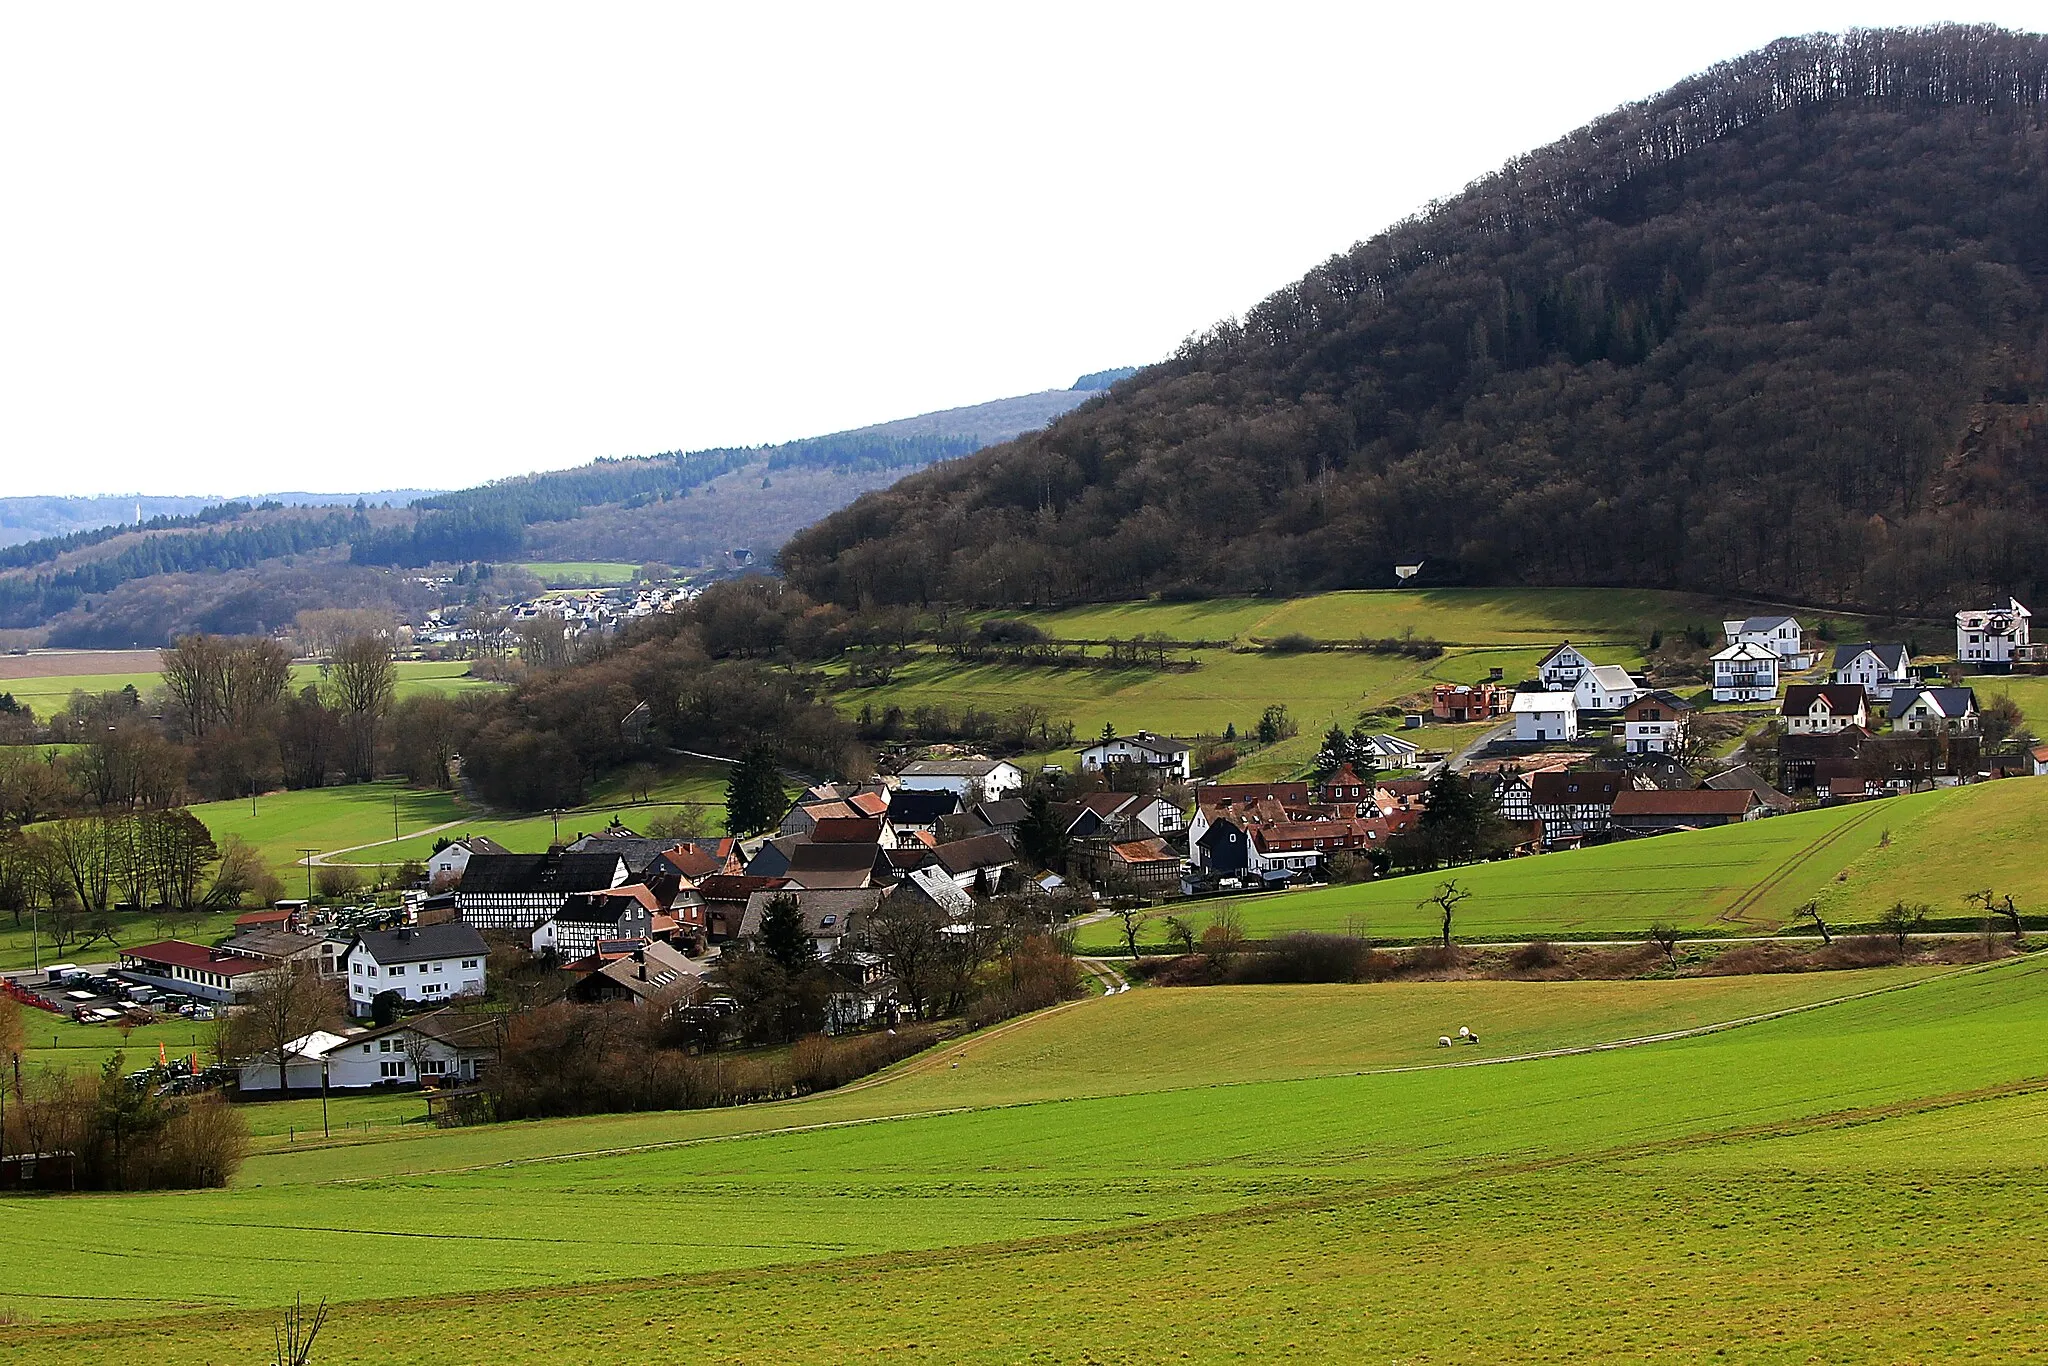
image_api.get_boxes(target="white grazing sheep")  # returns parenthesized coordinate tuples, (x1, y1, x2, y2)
(1438, 1036, 1452, 1048)
(1458, 1026, 1471, 1038)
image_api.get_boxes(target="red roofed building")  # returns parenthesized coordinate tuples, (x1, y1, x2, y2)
(119, 940, 276, 1004)
(1609, 787, 1767, 831)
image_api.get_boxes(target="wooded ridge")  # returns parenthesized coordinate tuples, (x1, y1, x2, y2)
(782, 25, 2048, 615)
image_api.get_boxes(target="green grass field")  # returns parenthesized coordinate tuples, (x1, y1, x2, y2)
(512, 561, 639, 587)
(838, 589, 1699, 779)
(0, 660, 494, 718)
(4, 957, 2046, 1361)
(1077, 776, 2048, 951)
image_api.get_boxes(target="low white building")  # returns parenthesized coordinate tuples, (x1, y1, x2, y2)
(895, 758, 1026, 802)
(1573, 664, 1642, 714)
(1711, 641, 1781, 702)
(1955, 599, 2031, 670)
(1076, 731, 1192, 781)
(340, 924, 489, 1019)
(1535, 642, 1598, 691)
(1724, 615, 1810, 667)
(1511, 691, 1578, 743)
(1830, 644, 1912, 701)
(238, 1013, 497, 1093)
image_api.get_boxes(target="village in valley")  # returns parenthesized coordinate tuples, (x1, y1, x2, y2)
(9, 591, 2039, 1108)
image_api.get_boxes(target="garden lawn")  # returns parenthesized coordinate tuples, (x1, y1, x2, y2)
(3, 957, 2046, 1361)
(1075, 778, 2048, 951)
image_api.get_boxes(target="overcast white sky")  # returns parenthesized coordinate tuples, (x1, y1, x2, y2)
(1, 3, 2040, 497)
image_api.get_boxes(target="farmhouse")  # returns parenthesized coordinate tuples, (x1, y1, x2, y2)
(884, 788, 961, 837)
(1830, 643, 1912, 700)
(454, 851, 629, 932)
(530, 885, 661, 958)
(896, 757, 1026, 801)
(1779, 684, 1870, 735)
(1609, 787, 1767, 832)
(929, 833, 1019, 894)
(1511, 691, 1579, 742)
(738, 888, 884, 958)
(782, 842, 890, 890)
(1955, 598, 2032, 670)
(1077, 730, 1193, 780)
(326, 1011, 497, 1090)
(340, 924, 489, 1018)
(1710, 640, 1780, 702)
(1723, 614, 1810, 667)
(1530, 770, 1649, 841)
(1889, 687, 1980, 735)
(1704, 764, 1796, 812)
(1536, 642, 1598, 690)
(1619, 690, 1694, 755)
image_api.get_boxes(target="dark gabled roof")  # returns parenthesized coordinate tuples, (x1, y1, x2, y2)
(563, 834, 688, 875)
(887, 789, 961, 823)
(347, 1008, 498, 1051)
(932, 834, 1018, 877)
(1623, 689, 1694, 715)
(1737, 614, 1799, 633)
(1779, 730, 1867, 758)
(971, 798, 1031, 828)
(1832, 642, 1910, 673)
(737, 888, 884, 939)
(456, 852, 625, 895)
(444, 836, 512, 856)
(1889, 687, 1978, 719)
(784, 842, 885, 889)
(1529, 771, 1632, 807)
(1781, 684, 1868, 716)
(220, 928, 322, 961)
(809, 815, 885, 844)
(1704, 764, 1796, 810)
(695, 874, 790, 902)
(348, 923, 488, 965)
(550, 887, 658, 925)
(124, 940, 274, 977)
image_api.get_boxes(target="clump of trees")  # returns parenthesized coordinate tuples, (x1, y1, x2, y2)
(1, 1053, 248, 1190)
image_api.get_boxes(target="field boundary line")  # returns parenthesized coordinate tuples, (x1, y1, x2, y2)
(1716, 800, 1889, 928)
(312, 955, 2031, 1183)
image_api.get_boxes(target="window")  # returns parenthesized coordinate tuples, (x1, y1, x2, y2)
(368, 966, 378, 977)
(380, 1039, 394, 1052)
(391, 965, 407, 976)
(362, 1044, 371, 1053)
(353, 963, 363, 976)
(380, 1060, 405, 1078)
(462, 959, 477, 969)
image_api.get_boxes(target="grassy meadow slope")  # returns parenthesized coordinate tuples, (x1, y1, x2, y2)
(1076, 777, 2048, 950)
(5, 957, 2046, 1361)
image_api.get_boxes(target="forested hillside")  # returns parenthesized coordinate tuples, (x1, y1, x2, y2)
(783, 26, 2048, 615)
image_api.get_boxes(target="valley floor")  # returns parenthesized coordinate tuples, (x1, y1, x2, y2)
(5, 956, 2046, 1362)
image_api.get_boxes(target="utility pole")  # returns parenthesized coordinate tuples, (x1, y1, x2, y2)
(393, 792, 401, 847)
(299, 849, 319, 903)
(321, 1057, 331, 1139)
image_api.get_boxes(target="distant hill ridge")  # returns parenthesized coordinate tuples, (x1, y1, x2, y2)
(782, 25, 2048, 616)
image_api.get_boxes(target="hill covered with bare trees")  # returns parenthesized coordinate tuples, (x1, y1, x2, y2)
(783, 26, 2048, 616)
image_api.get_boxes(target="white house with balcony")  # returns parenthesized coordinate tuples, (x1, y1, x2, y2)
(1076, 730, 1193, 781)
(1511, 691, 1579, 742)
(1711, 641, 1781, 702)
(340, 924, 489, 1019)
(1955, 599, 2031, 671)
(1536, 642, 1599, 691)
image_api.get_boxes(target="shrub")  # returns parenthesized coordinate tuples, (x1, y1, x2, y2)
(1266, 633, 1323, 653)
(1507, 940, 1562, 972)
(1230, 933, 1388, 984)
(314, 864, 363, 900)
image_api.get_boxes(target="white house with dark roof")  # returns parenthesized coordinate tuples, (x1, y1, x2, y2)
(1830, 644, 1912, 701)
(427, 835, 512, 887)
(1077, 731, 1193, 781)
(1723, 615, 1810, 667)
(1536, 642, 1598, 691)
(1955, 599, 2031, 670)
(340, 924, 489, 1018)
(1888, 687, 1980, 735)
(1711, 641, 1781, 702)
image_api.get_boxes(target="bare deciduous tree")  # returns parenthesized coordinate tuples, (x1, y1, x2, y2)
(1793, 899, 1833, 946)
(1877, 900, 1927, 953)
(1647, 922, 1682, 968)
(227, 967, 343, 1095)
(1965, 888, 2023, 941)
(1420, 879, 1471, 949)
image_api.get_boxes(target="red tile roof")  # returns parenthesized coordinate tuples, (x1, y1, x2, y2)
(1611, 789, 1759, 817)
(122, 941, 273, 976)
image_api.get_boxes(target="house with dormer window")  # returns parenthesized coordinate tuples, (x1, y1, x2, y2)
(1619, 691, 1694, 755)
(1955, 599, 2032, 671)
(1536, 642, 1599, 691)
(1711, 641, 1780, 702)
(1723, 615, 1811, 667)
